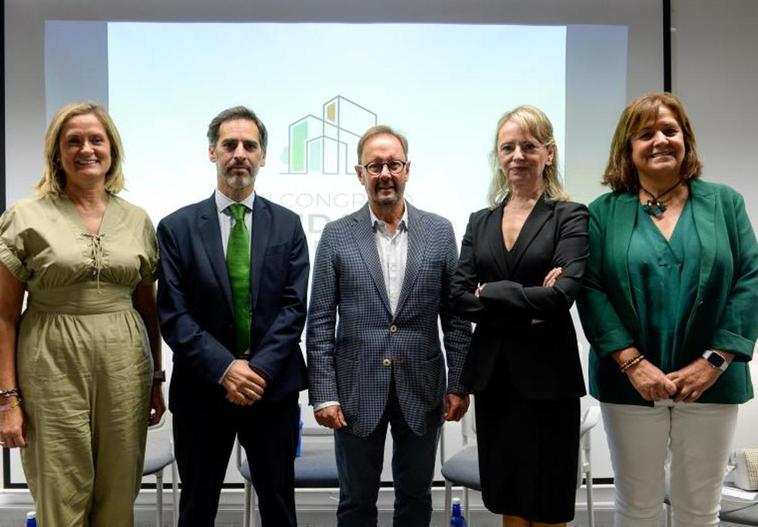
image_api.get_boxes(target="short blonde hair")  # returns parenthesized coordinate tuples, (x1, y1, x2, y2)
(36, 101, 126, 195)
(488, 105, 569, 208)
(603, 92, 702, 192)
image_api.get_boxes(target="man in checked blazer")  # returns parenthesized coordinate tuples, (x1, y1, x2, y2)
(307, 125, 472, 526)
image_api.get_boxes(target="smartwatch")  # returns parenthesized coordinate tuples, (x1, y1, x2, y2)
(153, 370, 167, 382)
(702, 350, 728, 372)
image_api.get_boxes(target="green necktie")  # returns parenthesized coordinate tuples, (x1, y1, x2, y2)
(226, 204, 250, 356)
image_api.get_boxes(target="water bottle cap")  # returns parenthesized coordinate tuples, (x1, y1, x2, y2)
(452, 497, 461, 505)
(26, 511, 36, 519)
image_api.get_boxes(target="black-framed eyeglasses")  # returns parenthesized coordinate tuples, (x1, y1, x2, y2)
(360, 160, 408, 176)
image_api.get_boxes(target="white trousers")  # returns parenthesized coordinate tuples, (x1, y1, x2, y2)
(601, 401, 738, 527)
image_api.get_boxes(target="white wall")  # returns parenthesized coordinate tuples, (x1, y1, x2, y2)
(671, 0, 758, 451)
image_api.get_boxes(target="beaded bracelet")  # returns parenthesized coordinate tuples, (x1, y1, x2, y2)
(0, 398, 22, 412)
(0, 389, 20, 399)
(619, 354, 645, 373)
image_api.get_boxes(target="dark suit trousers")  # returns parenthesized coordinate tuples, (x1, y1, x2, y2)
(334, 381, 440, 527)
(173, 392, 300, 527)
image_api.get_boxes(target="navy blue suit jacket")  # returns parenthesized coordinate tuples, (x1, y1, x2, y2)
(157, 193, 309, 409)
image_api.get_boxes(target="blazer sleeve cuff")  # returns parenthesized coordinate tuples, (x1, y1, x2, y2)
(314, 401, 340, 411)
(710, 329, 755, 361)
(590, 328, 635, 358)
(446, 385, 467, 396)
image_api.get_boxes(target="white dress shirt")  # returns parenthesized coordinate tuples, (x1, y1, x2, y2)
(214, 189, 255, 256)
(369, 205, 409, 316)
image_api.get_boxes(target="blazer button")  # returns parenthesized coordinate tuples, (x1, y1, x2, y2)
(389, 324, 398, 333)
(383, 358, 392, 367)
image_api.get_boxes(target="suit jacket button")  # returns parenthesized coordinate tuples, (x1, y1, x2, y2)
(383, 358, 392, 367)
(389, 324, 398, 333)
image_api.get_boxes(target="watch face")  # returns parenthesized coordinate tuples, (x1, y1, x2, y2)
(707, 352, 726, 368)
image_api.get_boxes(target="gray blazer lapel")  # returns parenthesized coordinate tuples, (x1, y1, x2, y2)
(395, 203, 426, 317)
(352, 205, 392, 314)
(198, 196, 234, 314)
(250, 195, 271, 313)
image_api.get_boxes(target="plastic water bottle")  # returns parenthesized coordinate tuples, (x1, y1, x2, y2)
(26, 511, 36, 527)
(295, 418, 303, 457)
(449, 497, 466, 527)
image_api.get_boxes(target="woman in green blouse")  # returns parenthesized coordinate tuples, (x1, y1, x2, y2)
(0, 102, 165, 526)
(578, 92, 758, 527)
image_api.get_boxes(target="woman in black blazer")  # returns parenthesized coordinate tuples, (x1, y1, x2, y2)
(451, 105, 589, 527)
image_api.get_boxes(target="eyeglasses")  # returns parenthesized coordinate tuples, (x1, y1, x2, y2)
(360, 160, 408, 176)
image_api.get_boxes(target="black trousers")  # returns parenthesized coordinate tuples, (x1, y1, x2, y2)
(173, 392, 300, 527)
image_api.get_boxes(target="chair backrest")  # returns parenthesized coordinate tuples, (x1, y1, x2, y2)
(143, 413, 175, 476)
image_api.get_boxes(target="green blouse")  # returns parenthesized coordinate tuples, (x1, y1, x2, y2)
(628, 200, 701, 372)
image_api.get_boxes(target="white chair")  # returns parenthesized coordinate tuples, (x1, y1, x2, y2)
(142, 418, 179, 527)
(440, 397, 480, 521)
(441, 401, 600, 527)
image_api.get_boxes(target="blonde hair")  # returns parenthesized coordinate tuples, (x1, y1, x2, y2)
(487, 105, 569, 208)
(36, 101, 126, 195)
(603, 92, 702, 192)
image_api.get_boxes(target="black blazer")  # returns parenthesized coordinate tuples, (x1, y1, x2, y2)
(450, 198, 588, 399)
(157, 194, 309, 409)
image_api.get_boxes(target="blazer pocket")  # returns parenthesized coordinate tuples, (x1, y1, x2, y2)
(416, 260, 445, 295)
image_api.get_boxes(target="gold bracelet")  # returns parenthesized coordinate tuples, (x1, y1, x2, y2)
(0, 398, 22, 412)
(620, 354, 645, 373)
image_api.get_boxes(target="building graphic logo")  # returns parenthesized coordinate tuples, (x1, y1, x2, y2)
(287, 95, 377, 175)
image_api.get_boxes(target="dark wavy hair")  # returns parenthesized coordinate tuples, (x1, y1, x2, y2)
(603, 92, 702, 193)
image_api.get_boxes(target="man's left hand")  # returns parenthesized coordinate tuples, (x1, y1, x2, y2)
(444, 393, 469, 422)
(222, 360, 268, 406)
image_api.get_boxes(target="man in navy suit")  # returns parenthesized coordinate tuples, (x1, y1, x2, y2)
(307, 125, 472, 526)
(157, 106, 309, 527)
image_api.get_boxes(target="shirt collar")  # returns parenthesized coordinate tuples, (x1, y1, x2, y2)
(369, 201, 408, 233)
(215, 189, 256, 215)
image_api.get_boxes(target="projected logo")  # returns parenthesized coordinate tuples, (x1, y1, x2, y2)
(286, 95, 377, 175)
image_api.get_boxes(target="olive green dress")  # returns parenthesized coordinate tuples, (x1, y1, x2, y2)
(0, 193, 156, 527)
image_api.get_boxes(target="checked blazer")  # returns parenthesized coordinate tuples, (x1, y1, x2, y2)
(307, 202, 472, 437)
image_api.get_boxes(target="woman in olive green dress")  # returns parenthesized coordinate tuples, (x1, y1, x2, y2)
(0, 102, 166, 526)
(578, 92, 758, 526)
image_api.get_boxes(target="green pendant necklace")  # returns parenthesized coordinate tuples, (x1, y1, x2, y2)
(640, 179, 682, 217)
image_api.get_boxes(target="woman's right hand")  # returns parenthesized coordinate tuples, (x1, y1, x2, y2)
(0, 402, 26, 448)
(542, 267, 562, 287)
(613, 347, 677, 401)
(625, 359, 678, 401)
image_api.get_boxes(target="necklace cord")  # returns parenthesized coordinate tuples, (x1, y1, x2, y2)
(639, 179, 683, 217)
